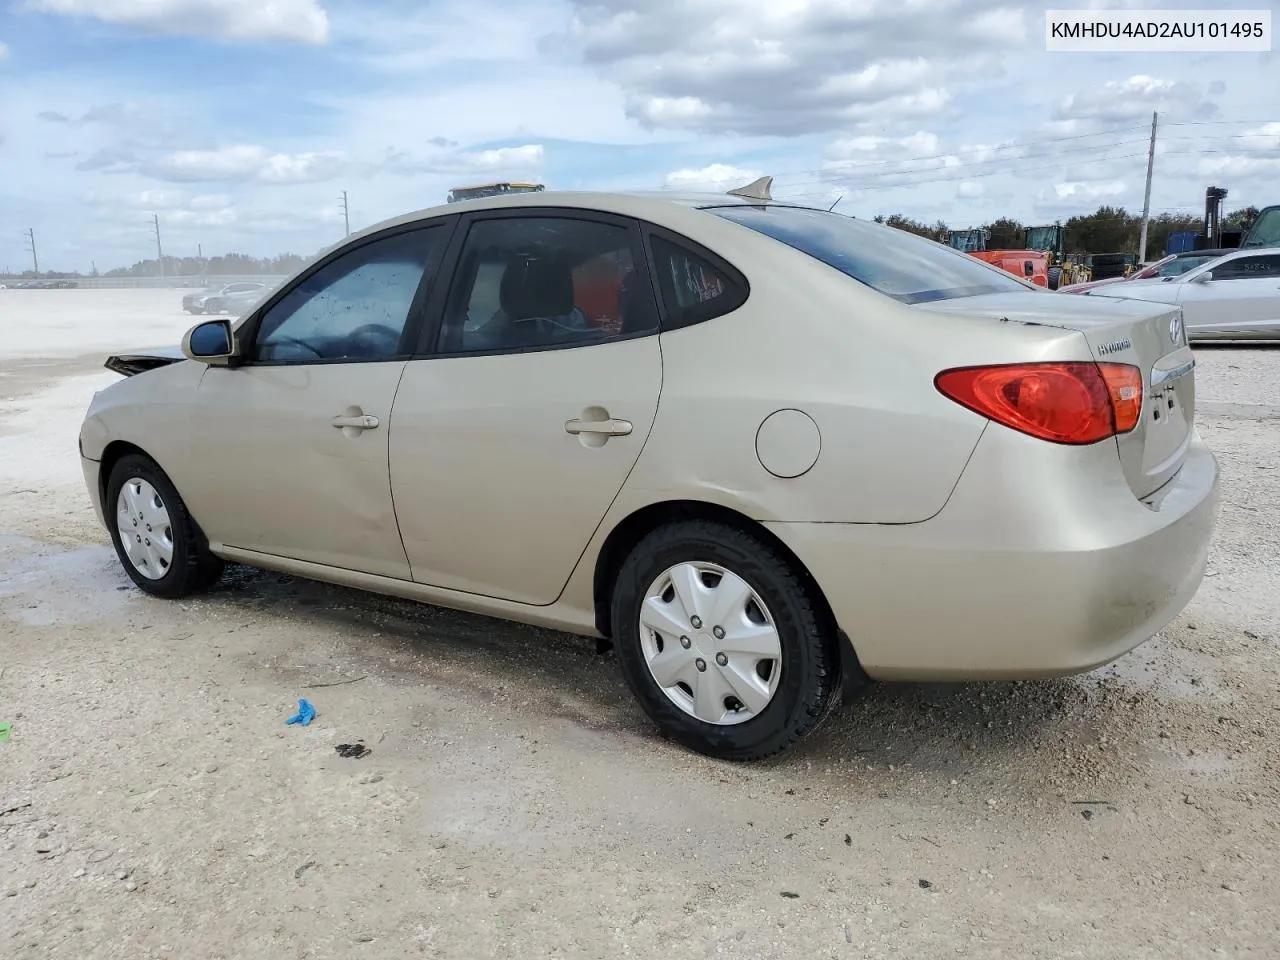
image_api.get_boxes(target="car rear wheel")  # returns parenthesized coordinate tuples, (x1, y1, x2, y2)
(610, 520, 841, 761)
(106, 453, 224, 599)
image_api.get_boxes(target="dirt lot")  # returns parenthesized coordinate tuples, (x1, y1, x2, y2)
(2, 289, 1278, 959)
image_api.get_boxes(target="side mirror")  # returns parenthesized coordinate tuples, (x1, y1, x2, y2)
(1191, 270, 1214, 284)
(182, 318, 236, 365)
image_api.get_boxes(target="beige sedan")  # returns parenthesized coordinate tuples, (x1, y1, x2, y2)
(79, 182, 1220, 761)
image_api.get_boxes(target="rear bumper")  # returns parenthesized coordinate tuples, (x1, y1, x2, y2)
(767, 429, 1221, 681)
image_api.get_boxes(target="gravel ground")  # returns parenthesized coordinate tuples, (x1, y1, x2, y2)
(1, 290, 1278, 959)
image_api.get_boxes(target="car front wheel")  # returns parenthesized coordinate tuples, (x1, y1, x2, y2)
(106, 453, 225, 599)
(610, 520, 841, 761)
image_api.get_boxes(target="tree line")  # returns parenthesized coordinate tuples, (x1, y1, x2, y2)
(874, 205, 1260, 260)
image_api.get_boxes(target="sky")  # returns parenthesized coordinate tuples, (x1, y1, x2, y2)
(0, 0, 1277, 273)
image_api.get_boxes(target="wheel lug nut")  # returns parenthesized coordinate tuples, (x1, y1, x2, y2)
(679, 636, 691, 649)
(716, 653, 728, 666)
(713, 626, 725, 639)
(695, 658, 707, 672)
(690, 616, 702, 629)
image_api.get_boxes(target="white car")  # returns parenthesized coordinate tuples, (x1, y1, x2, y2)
(1081, 247, 1280, 340)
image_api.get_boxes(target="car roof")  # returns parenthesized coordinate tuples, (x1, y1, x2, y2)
(1176, 248, 1232, 258)
(337, 188, 822, 249)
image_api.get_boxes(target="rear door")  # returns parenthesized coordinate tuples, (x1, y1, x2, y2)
(388, 209, 663, 605)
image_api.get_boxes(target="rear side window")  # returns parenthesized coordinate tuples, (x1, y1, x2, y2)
(1212, 254, 1280, 280)
(649, 235, 747, 328)
(710, 204, 1031, 305)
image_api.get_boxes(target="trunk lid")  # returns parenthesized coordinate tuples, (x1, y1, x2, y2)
(916, 292, 1195, 500)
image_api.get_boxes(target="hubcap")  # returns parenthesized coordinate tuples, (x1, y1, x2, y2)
(115, 478, 174, 580)
(638, 561, 783, 726)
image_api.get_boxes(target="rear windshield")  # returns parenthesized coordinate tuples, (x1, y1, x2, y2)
(709, 204, 1032, 304)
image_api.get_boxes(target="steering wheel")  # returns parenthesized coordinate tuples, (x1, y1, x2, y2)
(265, 335, 324, 359)
(346, 323, 403, 356)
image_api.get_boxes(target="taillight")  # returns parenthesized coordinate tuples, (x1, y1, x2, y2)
(935, 361, 1143, 445)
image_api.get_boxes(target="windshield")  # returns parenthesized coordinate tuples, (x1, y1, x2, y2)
(1158, 255, 1216, 277)
(712, 205, 1031, 304)
(1242, 208, 1280, 249)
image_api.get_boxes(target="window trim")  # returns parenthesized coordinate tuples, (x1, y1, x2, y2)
(415, 206, 663, 360)
(231, 215, 460, 368)
(639, 224, 751, 331)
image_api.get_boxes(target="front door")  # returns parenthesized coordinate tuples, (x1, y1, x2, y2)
(389, 211, 663, 605)
(182, 222, 451, 578)
(1179, 253, 1280, 338)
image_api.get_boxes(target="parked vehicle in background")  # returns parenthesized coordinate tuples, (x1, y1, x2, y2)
(183, 281, 268, 315)
(1240, 205, 1280, 248)
(1060, 249, 1234, 294)
(1079, 247, 1280, 340)
(80, 183, 1219, 761)
(948, 225, 1087, 289)
(968, 249, 1050, 286)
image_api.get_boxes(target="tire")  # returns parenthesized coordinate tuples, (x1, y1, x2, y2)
(610, 520, 841, 761)
(106, 453, 224, 599)
(1047, 266, 1062, 290)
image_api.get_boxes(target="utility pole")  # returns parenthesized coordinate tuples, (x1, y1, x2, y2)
(1138, 111, 1158, 262)
(340, 190, 350, 237)
(153, 214, 165, 279)
(24, 228, 39, 276)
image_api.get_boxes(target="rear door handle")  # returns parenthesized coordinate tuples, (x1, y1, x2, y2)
(331, 414, 380, 430)
(565, 417, 632, 437)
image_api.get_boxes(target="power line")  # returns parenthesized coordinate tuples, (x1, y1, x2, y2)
(773, 144, 1280, 192)
(340, 191, 350, 237)
(23, 228, 39, 276)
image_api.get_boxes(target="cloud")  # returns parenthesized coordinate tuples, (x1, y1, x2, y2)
(558, 0, 1026, 136)
(38, 110, 71, 122)
(75, 144, 140, 172)
(26, 0, 330, 44)
(664, 163, 760, 191)
(0, 40, 9, 59)
(382, 143, 545, 177)
(1052, 75, 1221, 126)
(144, 144, 347, 183)
(957, 181, 984, 199)
(1034, 180, 1129, 214)
(822, 131, 966, 187)
(1197, 155, 1280, 179)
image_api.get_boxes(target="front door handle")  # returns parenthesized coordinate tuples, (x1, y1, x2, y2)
(331, 414, 380, 430)
(565, 417, 632, 437)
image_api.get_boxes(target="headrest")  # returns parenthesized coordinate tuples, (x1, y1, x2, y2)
(499, 256, 575, 320)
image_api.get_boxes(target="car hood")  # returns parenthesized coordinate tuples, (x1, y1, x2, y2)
(104, 344, 187, 377)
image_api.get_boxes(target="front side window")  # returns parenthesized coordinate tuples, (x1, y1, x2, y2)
(1211, 254, 1280, 281)
(710, 204, 1031, 304)
(253, 227, 442, 362)
(438, 216, 657, 354)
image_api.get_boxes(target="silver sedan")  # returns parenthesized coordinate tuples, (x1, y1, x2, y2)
(1080, 247, 1280, 340)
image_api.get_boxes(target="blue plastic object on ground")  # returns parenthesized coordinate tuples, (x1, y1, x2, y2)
(286, 698, 316, 726)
